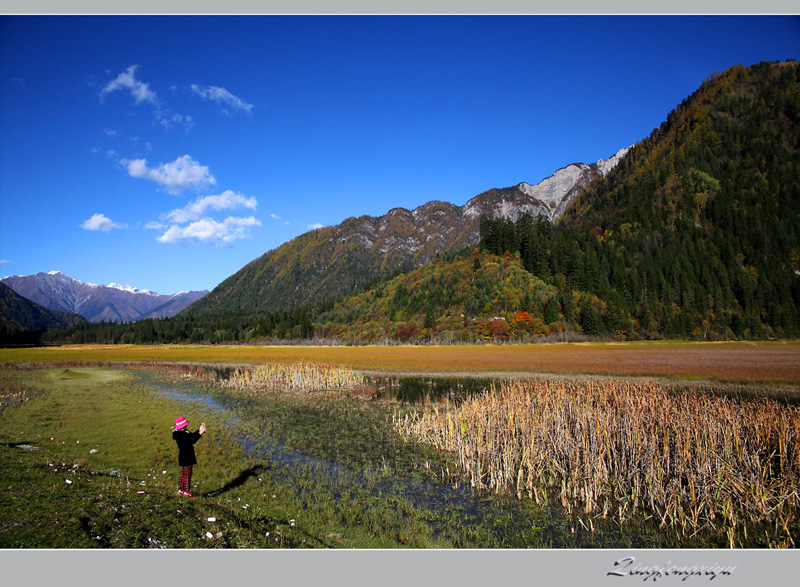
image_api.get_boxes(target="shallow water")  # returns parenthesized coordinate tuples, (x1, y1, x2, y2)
(370, 374, 497, 403)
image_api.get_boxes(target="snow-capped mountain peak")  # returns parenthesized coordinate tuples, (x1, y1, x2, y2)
(0, 272, 208, 322)
(106, 283, 157, 296)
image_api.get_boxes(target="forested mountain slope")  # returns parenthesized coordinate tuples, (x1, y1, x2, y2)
(481, 60, 800, 339)
(184, 149, 628, 317)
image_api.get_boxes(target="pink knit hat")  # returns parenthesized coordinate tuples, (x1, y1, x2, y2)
(175, 417, 188, 430)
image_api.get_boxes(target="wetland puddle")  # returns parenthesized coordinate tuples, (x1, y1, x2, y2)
(136, 371, 672, 548)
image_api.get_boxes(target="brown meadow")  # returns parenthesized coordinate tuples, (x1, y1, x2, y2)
(2, 340, 799, 383)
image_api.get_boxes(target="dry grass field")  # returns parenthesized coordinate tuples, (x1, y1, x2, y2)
(2, 341, 799, 383)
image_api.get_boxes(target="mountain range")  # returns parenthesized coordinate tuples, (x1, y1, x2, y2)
(186, 146, 630, 316)
(0, 282, 86, 344)
(10, 60, 800, 345)
(184, 59, 800, 342)
(0, 271, 208, 323)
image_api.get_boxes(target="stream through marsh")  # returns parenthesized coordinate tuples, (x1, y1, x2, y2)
(136, 370, 706, 548)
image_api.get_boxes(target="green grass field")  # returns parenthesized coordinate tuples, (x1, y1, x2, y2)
(0, 366, 459, 548)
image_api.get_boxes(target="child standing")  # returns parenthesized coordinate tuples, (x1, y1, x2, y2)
(173, 416, 206, 497)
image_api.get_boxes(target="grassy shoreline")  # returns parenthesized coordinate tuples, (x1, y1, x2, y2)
(0, 366, 454, 548)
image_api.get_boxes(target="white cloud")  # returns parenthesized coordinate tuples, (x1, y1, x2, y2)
(270, 214, 281, 220)
(307, 223, 324, 230)
(157, 216, 261, 244)
(151, 189, 261, 245)
(164, 190, 258, 224)
(190, 84, 253, 115)
(0, 259, 13, 265)
(122, 154, 215, 194)
(100, 65, 157, 105)
(81, 213, 127, 232)
(99, 66, 192, 133)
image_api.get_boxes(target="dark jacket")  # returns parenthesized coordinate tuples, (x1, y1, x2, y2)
(173, 428, 202, 467)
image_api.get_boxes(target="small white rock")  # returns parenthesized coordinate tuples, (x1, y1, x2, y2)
(206, 532, 213, 539)
(89, 449, 98, 454)
(65, 479, 72, 484)
(208, 517, 216, 522)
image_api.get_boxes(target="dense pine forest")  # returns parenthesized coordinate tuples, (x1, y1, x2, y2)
(20, 60, 800, 346)
(566, 61, 800, 339)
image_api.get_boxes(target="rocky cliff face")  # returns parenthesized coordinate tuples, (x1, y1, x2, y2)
(323, 145, 631, 267)
(0, 271, 208, 322)
(187, 147, 631, 316)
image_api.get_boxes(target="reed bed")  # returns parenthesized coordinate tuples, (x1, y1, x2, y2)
(0, 366, 42, 413)
(0, 381, 39, 413)
(394, 379, 800, 546)
(223, 361, 367, 394)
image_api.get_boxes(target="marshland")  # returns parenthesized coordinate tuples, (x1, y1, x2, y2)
(1, 342, 799, 548)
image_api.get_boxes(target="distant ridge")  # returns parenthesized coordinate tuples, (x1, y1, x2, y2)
(0, 282, 86, 344)
(0, 271, 208, 323)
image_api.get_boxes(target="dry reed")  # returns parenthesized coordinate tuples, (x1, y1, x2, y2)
(0, 367, 41, 413)
(223, 361, 367, 394)
(394, 379, 800, 546)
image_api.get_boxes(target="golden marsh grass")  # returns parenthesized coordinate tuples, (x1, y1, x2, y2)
(224, 361, 367, 393)
(2, 340, 800, 383)
(394, 378, 800, 547)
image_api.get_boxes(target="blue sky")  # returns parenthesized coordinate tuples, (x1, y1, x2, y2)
(1, 15, 798, 294)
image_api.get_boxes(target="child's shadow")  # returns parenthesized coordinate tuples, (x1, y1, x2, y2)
(202, 464, 270, 497)
(198, 463, 334, 547)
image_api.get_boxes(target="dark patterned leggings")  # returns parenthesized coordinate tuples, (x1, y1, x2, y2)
(179, 465, 193, 492)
